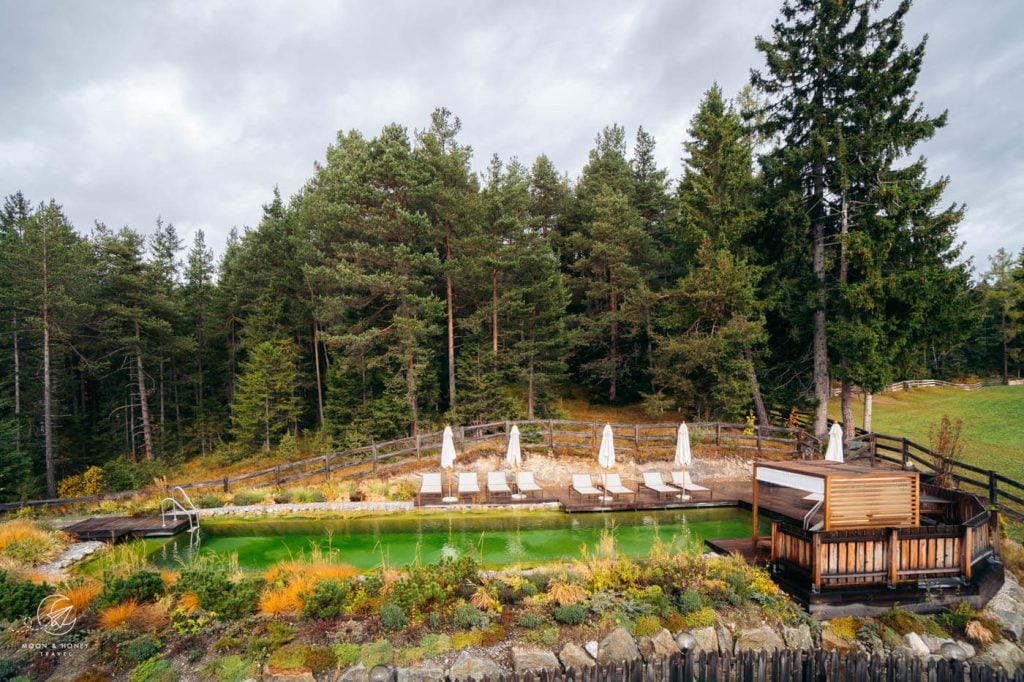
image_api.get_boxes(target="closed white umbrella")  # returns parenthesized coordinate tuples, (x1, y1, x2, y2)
(674, 423, 692, 469)
(598, 423, 615, 502)
(441, 426, 458, 502)
(506, 424, 525, 500)
(824, 423, 844, 463)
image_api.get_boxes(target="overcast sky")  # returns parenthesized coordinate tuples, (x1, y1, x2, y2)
(2, 1, 1021, 273)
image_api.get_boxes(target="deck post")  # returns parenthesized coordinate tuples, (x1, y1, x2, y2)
(888, 528, 899, 587)
(963, 526, 973, 582)
(990, 510, 1002, 559)
(770, 520, 778, 563)
(812, 533, 822, 593)
(751, 464, 759, 552)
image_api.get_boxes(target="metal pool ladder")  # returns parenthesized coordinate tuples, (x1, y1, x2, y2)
(161, 486, 200, 539)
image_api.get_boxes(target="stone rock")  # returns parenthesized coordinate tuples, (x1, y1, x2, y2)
(904, 632, 930, 658)
(448, 651, 505, 681)
(598, 627, 642, 665)
(584, 640, 599, 660)
(688, 627, 718, 654)
(989, 609, 1024, 642)
(735, 625, 784, 654)
(973, 641, 1024, 674)
(939, 642, 968, 661)
(396, 665, 445, 682)
(369, 667, 393, 682)
(637, 636, 656, 662)
(651, 629, 680, 659)
(511, 646, 561, 674)
(263, 672, 315, 682)
(716, 624, 734, 655)
(820, 627, 854, 656)
(338, 664, 368, 682)
(921, 634, 954, 654)
(559, 642, 596, 670)
(783, 624, 813, 651)
(956, 641, 976, 659)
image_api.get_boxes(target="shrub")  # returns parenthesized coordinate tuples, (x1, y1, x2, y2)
(118, 635, 161, 664)
(267, 643, 308, 671)
(279, 487, 326, 504)
(300, 579, 349, 620)
(452, 630, 483, 650)
(98, 570, 165, 608)
(0, 571, 52, 621)
(517, 611, 544, 629)
(332, 642, 361, 668)
(0, 520, 65, 565)
(681, 607, 716, 629)
(58, 466, 105, 498)
(359, 640, 394, 668)
(0, 659, 19, 680)
(524, 625, 559, 647)
(664, 611, 686, 633)
(169, 608, 211, 635)
(129, 657, 178, 682)
(631, 615, 663, 637)
(547, 578, 587, 606)
(453, 603, 488, 630)
(675, 588, 703, 614)
(230, 488, 265, 506)
(396, 646, 425, 666)
(194, 493, 227, 509)
(204, 655, 254, 682)
(553, 603, 588, 625)
(480, 624, 506, 646)
(303, 645, 337, 675)
(380, 602, 408, 631)
(419, 633, 452, 658)
(826, 616, 861, 642)
(99, 601, 138, 630)
(175, 567, 263, 619)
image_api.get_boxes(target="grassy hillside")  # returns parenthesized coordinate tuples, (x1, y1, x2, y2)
(828, 385, 1024, 482)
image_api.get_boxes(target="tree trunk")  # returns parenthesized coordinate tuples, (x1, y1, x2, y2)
(12, 313, 20, 455)
(445, 224, 456, 410)
(1003, 315, 1010, 384)
(812, 164, 830, 440)
(841, 377, 855, 441)
(312, 320, 325, 428)
(407, 353, 419, 437)
(134, 321, 154, 461)
(863, 392, 873, 432)
(745, 349, 769, 427)
(42, 298, 56, 497)
(609, 282, 618, 403)
(491, 267, 499, 359)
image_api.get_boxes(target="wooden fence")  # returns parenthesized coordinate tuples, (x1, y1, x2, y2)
(831, 377, 1024, 396)
(851, 430, 1024, 521)
(367, 649, 1020, 682)
(0, 420, 815, 511)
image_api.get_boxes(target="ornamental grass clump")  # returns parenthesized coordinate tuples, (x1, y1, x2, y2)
(0, 519, 67, 566)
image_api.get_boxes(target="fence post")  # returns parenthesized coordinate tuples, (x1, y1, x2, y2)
(459, 426, 466, 452)
(548, 419, 554, 448)
(223, 477, 229, 493)
(634, 424, 640, 454)
(756, 427, 762, 454)
(275, 466, 281, 487)
(415, 433, 421, 460)
(888, 528, 899, 587)
(715, 423, 721, 447)
(988, 470, 998, 505)
(870, 433, 877, 465)
(372, 443, 378, 474)
(901, 438, 910, 469)
(323, 455, 330, 481)
(592, 423, 598, 454)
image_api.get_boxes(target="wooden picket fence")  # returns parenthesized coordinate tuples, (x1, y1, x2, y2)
(0, 420, 817, 511)
(372, 649, 1023, 681)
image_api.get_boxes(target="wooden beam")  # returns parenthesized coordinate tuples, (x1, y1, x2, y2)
(752, 463, 759, 552)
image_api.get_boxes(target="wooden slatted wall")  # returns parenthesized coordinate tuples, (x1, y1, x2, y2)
(825, 474, 919, 530)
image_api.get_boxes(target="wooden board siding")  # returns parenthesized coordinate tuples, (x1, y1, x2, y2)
(825, 475, 919, 530)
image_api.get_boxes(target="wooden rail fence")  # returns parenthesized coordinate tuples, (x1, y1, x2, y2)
(0, 420, 816, 511)
(831, 377, 1024, 396)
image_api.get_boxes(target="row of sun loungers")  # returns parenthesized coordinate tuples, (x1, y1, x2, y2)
(419, 469, 710, 504)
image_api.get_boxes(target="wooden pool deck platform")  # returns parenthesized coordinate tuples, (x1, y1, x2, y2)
(65, 515, 192, 542)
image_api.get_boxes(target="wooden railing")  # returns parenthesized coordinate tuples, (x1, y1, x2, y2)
(772, 488, 996, 592)
(0, 420, 817, 511)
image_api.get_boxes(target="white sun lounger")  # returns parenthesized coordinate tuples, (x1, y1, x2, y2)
(601, 473, 633, 498)
(641, 472, 677, 499)
(487, 471, 511, 498)
(671, 470, 712, 499)
(458, 472, 480, 500)
(515, 471, 542, 497)
(419, 472, 443, 504)
(570, 473, 602, 499)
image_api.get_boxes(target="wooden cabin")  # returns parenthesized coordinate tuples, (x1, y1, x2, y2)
(750, 461, 1003, 617)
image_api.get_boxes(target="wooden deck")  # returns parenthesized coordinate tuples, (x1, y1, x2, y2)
(66, 515, 193, 542)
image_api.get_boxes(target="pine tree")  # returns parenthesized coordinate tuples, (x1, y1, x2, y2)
(230, 339, 303, 452)
(183, 230, 219, 454)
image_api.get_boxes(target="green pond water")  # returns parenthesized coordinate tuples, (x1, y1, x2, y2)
(144, 508, 765, 571)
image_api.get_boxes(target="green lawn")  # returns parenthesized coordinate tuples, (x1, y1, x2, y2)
(828, 385, 1024, 483)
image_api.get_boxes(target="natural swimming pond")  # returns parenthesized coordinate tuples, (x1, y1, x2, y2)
(145, 508, 766, 571)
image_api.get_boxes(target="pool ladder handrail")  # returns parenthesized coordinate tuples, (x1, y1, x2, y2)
(161, 486, 200, 535)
